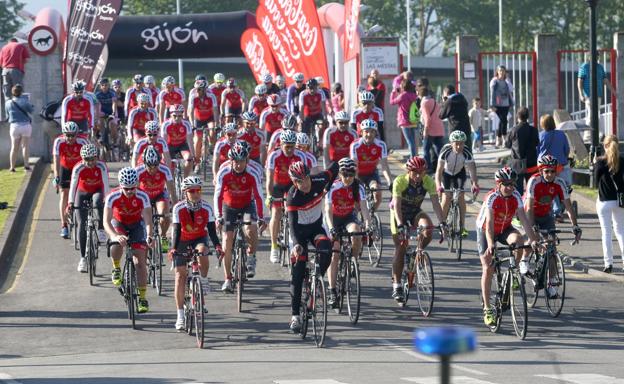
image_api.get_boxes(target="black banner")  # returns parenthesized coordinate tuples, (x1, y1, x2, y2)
(107, 11, 256, 60)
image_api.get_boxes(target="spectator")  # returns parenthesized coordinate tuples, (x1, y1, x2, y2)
(1, 38, 30, 100)
(538, 114, 571, 220)
(393, 70, 414, 91)
(390, 78, 419, 157)
(331, 82, 344, 115)
(367, 69, 386, 112)
(489, 65, 513, 148)
(505, 107, 539, 195)
(440, 84, 472, 152)
(594, 135, 624, 273)
(577, 55, 618, 141)
(4, 84, 33, 172)
(420, 87, 444, 173)
(469, 97, 486, 151)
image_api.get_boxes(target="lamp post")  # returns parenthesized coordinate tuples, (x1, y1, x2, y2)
(406, 0, 411, 71)
(587, 0, 600, 168)
(499, 0, 503, 51)
(176, 0, 184, 89)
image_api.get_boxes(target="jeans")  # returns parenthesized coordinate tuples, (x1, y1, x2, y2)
(553, 165, 572, 215)
(596, 199, 624, 267)
(2, 68, 24, 99)
(423, 135, 444, 172)
(400, 126, 418, 157)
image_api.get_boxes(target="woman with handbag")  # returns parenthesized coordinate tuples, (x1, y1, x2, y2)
(4, 84, 33, 172)
(594, 134, 624, 273)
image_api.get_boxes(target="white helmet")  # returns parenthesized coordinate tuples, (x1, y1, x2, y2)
(214, 73, 226, 83)
(222, 122, 238, 134)
(334, 111, 350, 122)
(137, 93, 151, 104)
(142, 145, 161, 166)
(144, 75, 155, 85)
(360, 118, 378, 131)
(280, 129, 297, 144)
(144, 120, 160, 134)
(359, 91, 375, 103)
(182, 176, 202, 191)
(275, 75, 285, 85)
(80, 143, 97, 159)
(261, 73, 273, 83)
(296, 132, 310, 146)
(315, 76, 324, 85)
(162, 76, 175, 86)
(62, 121, 79, 134)
(118, 167, 139, 188)
(293, 72, 305, 82)
(255, 84, 267, 95)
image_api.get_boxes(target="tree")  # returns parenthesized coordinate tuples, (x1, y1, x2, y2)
(0, 0, 25, 41)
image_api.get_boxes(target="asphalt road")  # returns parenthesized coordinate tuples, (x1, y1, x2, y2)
(0, 157, 623, 384)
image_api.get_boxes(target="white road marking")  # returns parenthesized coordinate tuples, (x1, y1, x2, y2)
(0, 373, 22, 384)
(402, 377, 498, 384)
(537, 374, 624, 384)
(376, 339, 488, 376)
(274, 380, 349, 384)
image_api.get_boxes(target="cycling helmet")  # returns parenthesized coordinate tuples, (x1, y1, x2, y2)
(194, 79, 207, 89)
(242, 111, 257, 122)
(136, 93, 151, 104)
(255, 84, 267, 95)
(162, 76, 175, 86)
(281, 115, 297, 130)
(144, 120, 160, 134)
(143, 145, 161, 166)
(338, 157, 357, 174)
(405, 156, 427, 172)
(449, 130, 467, 142)
(296, 132, 310, 146)
(261, 73, 273, 83)
(306, 78, 318, 89)
(360, 119, 378, 131)
(288, 161, 310, 181)
(80, 143, 97, 159)
(538, 154, 558, 168)
(226, 78, 236, 87)
(144, 75, 155, 85)
(334, 111, 350, 122)
(494, 166, 517, 183)
(169, 104, 185, 114)
(228, 143, 249, 161)
(267, 94, 281, 106)
(112, 79, 122, 87)
(237, 140, 252, 153)
(275, 75, 285, 85)
(222, 122, 238, 134)
(72, 81, 86, 92)
(315, 76, 324, 85)
(62, 121, 79, 134)
(99, 78, 109, 85)
(132, 74, 143, 84)
(280, 129, 297, 144)
(195, 74, 207, 81)
(214, 73, 226, 83)
(182, 176, 202, 191)
(118, 167, 139, 188)
(359, 91, 375, 103)
(293, 72, 305, 82)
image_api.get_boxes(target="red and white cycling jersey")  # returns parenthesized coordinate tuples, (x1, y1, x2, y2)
(248, 96, 268, 116)
(266, 148, 307, 186)
(213, 138, 238, 164)
(105, 188, 150, 225)
(156, 88, 185, 111)
(326, 179, 365, 218)
(323, 126, 358, 162)
(214, 166, 264, 218)
(132, 137, 170, 166)
(53, 135, 89, 169)
(477, 189, 523, 235)
(300, 150, 318, 169)
(136, 164, 172, 200)
(172, 200, 215, 242)
(298, 90, 325, 117)
(189, 93, 217, 122)
(161, 119, 192, 147)
(350, 138, 387, 176)
(124, 87, 152, 114)
(259, 107, 287, 136)
(350, 107, 384, 135)
(69, 161, 110, 202)
(126, 106, 157, 137)
(237, 128, 266, 160)
(267, 129, 286, 153)
(222, 88, 245, 110)
(147, 87, 159, 106)
(208, 83, 226, 105)
(61, 95, 94, 127)
(218, 159, 263, 184)
(524, 174, 568, 218)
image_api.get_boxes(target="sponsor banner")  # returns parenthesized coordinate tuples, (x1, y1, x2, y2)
(240, 28, 279, 83)
(343, 0, 360, 61)
(258, 0, 329, 83)
(255, 5, 301, 83)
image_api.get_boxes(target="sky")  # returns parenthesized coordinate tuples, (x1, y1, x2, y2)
(19, 0, 68, 34)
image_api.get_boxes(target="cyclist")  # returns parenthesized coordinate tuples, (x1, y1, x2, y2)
(275, 75, 288, 101)
(187, 79, 218, 173)
(286, 160, 339, 332)
(212, 122, 240, 180)
(144, 75, 159, 106)
(126, 93, 158, 144)
(298, 78, 326, 135)
(132, 120, 172, 168)
(136, 146, 176, 252)
(217, 141, 264, 183)
(104, 167, 153, 314)
(390, 156, 445, 303)
(260, 73, 279, 95)
(266, 130, 308, 262)
(54, 122, 89, 238)
(157, 76, 186, 123)
(248, 84, 269, 117)
(477, 166, 539, 327)
(350, 91, 384, 137)
(435, 130, 480, 238)
(267, 115, 297, 153)
(316, 76, 333, 118)
(94, 78, 118, 145)
(209, 73, 227, 110)
(220, 78, 246, 121)
(111, 79, 126, 124)
(350, 119, 393, 212)
(61, 81, 95, 134)
(68, 143, 109, 272)
(169, 176, 222, 330)
(237, 111, 266, 165)
(295, 132, 320, 172)
(187, 74, 209, 101)
(323, 110, 357, 168)
(161, 104, 194, 177)
(286, 72, 306, 116)
(259, 94, 287, 139)
(325, 158, 371, 308)
(124, 74, 151, 118)
(215, 144, 266, 286)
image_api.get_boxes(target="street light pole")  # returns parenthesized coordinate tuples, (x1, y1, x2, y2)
(406, 0, 411, 71)
(499, 0, 503, 51)
(176, 0, 184, 89)
(586, 0, 600, 187)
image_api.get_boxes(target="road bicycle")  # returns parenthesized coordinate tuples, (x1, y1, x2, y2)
(147, 206, 165, 295)
(334, 229, 368, 325)
(361, 186, 383, 267)
(445, 188, 471, 261)
(231, 214, 251, 312)
(172, 154, 184, 202)
(297, 248, 327, 348)
(311, 119, 325, 158)
(108, 240, 140, 330)
(80, 200, 100, 286)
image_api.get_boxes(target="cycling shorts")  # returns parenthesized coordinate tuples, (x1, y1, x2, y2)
(359, 171, 381, 187)
(534, 214, 556, 232)
(173, 236, 209, 267)
(332, 214, 360, 232)
(224, 106, 242, 117)
(73, 119, 89, 134)
(476, 225, 518, 256)
(169, 143, 191, 159)
(223, 203, 257, 232)
(60, 166, 72, 189)
(149, 191, 170, 205)
(111, 219, 148, 250)
(442, 168, 466, 190)
(302, 114, 323, 135)
(271, 183, 291, 207)
(390, 209, 426, 236)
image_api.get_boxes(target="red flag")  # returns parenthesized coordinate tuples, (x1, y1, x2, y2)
(240, 28, 279, 83)
(343, 0, 361, 61)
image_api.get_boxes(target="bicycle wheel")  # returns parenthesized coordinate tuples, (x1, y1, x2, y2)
(156, 239, 164, 296)
(545, 252, 566, 318)
(525, 253, 540, 308)
(192, 277, 205, 348)
(346, 258, 361, 325)
(311, 275, 327, 348)
(299, 280, 309, 339)
(488, 271, 503, 333)
(88, 228, 98, 286)
(415, 251, 434, 317)
(447, 208, 455, 253)
(152, 233, 163, 295)
(73, 213, 79, 251)
(337, 255, 346, 313)
(147, 248, 155, 288)
(236, 246, 245, 313)
(510, 271, 528, 340)
(184, 291, 194, 336)
(367, 213, 383, 267)
(125, 259, 136, 329)
(452, 205, 462, 260)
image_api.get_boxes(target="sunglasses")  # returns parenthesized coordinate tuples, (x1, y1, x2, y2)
(65, 134, 76, 138)
(543, 169, 556, 174)
(500, 181, 515, 187)
(147, 134, 158, 137)
(283, 144, 295, 149)
(337, 121, 348, 125)
(84, 157, 96, 162)
(123, 187, 136, 192)
(187, 188, 201, 194)
(341, 172, 356, 178)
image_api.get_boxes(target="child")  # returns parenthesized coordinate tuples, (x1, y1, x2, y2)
(469, 97, 486, 151)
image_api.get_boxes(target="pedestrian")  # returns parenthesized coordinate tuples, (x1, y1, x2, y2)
(420, 86, 444, 173)
(439, 84, 472, 153)
(577, 54, 618, 141)
(390, 78, 419, 157)
(489, 65, 513, 148)
(4, 84, 33, 172)
(594, 134, 624, 273)
(331, 82, 344, 115)
(469, 97, 486, 151)
(0, 38, 30, 100)
(367, 69, 386, 112)
(505, 107, 539, 195)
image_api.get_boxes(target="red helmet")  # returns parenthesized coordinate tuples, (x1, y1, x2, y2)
(288, 161, 310, 181)
(405, 156, 427, 171)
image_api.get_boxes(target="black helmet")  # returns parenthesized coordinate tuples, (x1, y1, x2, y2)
(306, 78, 318, 89)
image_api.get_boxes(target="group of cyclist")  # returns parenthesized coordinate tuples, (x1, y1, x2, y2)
(53, 69, 582, 334)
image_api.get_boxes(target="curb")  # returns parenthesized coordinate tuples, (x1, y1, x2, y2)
(0, 157, 47, 287)
(562, 254, 624, 283)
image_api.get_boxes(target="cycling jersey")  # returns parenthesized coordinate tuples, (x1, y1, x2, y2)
(286, 84, 306, 115)
(136, 163, 173, 201)
(127, 107, 158, 138)
(350, 107, 384, 135)
(218, 159, 263, 184)
(214, 166, 264, 218)
(298, 90, 325, 117)
(323, 126, 358, 162)
(248, 96, 268, 116)
(221, 88, 245, 110)
(69, 161, 110, 203)
(213, 138, 238, 165)
(172, 200, 216, 242)
(287, 162, 339, 224)
(392, 173, 436, 217)
(300, 150, 318, 169)
(95, 89, 116, 116)
(156, 87, 185, 111)
(124, 87, 152, 115)
(266, 83, 280, 95)
(105, 187, 150, 225)
(161, 119, 192, 147)
(237, 128, 266, 160)
(476, 189, 523, 235)
(132, 137, 170, 166)
(525, 174, 568, 218)
(267, 129, 286, 152)
(53, 135, 89, 170)
(61, 95, 94, 129)
(350, 138, 387, 177)
(189, 93, 217, 122)
(438, 144, 474, 176)
(147, 87, 159, 106)
(259, 108, 287, 136)
(266, 148, 308, 186)
(326, 179, 365, 218)
(114, 91, 126, 121)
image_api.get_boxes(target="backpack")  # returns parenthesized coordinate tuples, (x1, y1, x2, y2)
(40, 100, 61, 122)
(408, 100, 420, 125)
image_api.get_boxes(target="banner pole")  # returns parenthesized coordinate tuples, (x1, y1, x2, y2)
(176, 0, 184, 88)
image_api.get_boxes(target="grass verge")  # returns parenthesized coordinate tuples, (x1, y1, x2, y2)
(573, 184, 598, 200)
(0, 167, 28, 234)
